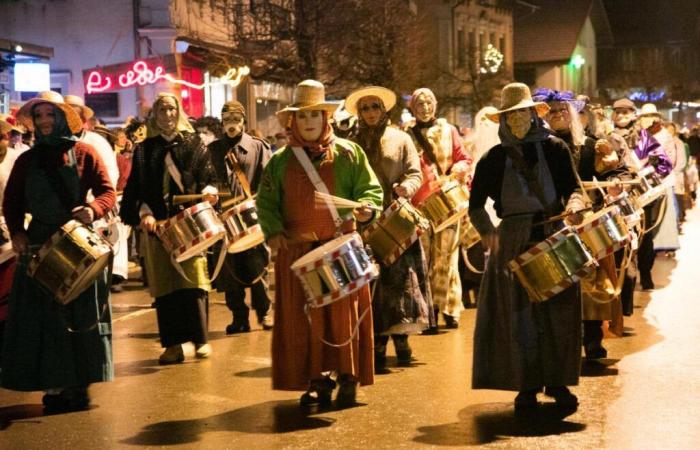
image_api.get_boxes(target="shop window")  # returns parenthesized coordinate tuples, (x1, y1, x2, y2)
(86, 93, 119, 118)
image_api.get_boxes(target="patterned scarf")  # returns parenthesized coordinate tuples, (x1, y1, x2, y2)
(288, 112, 335, 157)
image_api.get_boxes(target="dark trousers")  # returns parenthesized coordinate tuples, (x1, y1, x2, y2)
(155, 288, 208, 347)
(637, 200, 661, 284)
(225, 279, 271, 324)
(583, 320, 603, 348)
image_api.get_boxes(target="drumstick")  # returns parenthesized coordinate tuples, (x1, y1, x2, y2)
(172, 192, 233, 205)
(531, 207, 593, 227)
(580, 180, 641, 190)
(220, 193, 256, 209)
(314, 191, 383, 211)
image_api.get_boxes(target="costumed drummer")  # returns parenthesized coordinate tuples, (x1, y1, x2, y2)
(207, 100, 273, 334)
(469, 82, 585, 411)
(1, 91, 116, 413)
(534, 88, 630, 361)
(407, 88, 471, 331)
(120, 93, 218, 365)
(256, 80, 383, 407)
(346, 86, 431, 371)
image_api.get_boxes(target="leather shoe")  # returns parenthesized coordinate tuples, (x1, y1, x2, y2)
(159, 345, 184, 365)
(258, 313, 274, 330)
(514, 389, 539, 410)
(226, 322, 251, 334)
(443, 313, 459, 329)
(544, 386, 578, 408)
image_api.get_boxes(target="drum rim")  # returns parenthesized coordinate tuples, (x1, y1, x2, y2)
(290, 232, 361, 272)
(222, 199, 257, 217)
(227, 228, 265, 253)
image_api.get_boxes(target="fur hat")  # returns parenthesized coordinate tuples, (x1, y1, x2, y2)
(16, 91, 84, 134)
(487, 82, 549, 123)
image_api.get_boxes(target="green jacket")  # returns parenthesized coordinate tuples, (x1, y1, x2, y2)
(257, 138, 383, 238)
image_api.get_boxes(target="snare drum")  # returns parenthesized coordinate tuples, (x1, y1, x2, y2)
(362, 198, 430, 265)
(1, 216, 13, 264)
(291, 232, 379, 308)
(508, 227, 596, 303)
(634, 166, 666, 208)
(607, 191, 642, 227)
(576, 206, 630, 260)
(221, 199, 265, 253)
(157, 201, 226, 263)
(459, 214, 481, 249)
(419, 180, 469, 232)
(28, 220, 113, 305)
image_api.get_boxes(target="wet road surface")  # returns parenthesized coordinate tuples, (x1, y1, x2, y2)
(2, 206, 699, 449)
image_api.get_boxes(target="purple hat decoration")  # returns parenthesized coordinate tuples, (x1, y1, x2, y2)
(532, 88, 586, 113)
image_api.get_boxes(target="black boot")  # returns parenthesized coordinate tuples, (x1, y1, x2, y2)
(544, 386, 578, 409)
(300, 377, 336, 407)
(514, 388, 540, 411)
(392, 334, 413, 366)
(443, 313, 459, 329)
(336, 374, 358, 408)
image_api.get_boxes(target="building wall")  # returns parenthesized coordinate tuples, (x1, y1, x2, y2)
(4, 0, 139, 123)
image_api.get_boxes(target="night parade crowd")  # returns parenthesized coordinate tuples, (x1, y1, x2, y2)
(0, 74, 699, 416)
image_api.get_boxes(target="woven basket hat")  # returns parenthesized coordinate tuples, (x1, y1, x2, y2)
(17, 91, 84, 134)
(276, 80, 339, 127)
(487, 82, 550, 123)
(637, 103, 663, 119)
(344, 86, 397, 116)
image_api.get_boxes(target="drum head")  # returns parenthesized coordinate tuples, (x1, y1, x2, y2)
(291, 233, 358, 272)
(174, 231, 225, 262)
(58, 252, 112, 304)
(227, 229, 265, 253)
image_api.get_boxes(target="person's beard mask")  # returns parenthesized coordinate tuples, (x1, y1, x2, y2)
(222, 113, 245, 139)
(506, 109, 533, 139)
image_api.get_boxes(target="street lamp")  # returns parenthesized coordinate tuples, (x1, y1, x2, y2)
(571, 54, 586, 69)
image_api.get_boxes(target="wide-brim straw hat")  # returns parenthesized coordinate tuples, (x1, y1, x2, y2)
(17, 91, 84, 135)
(487, 82, 550, 123)
(637, 103, 662, 118)
(0, 118, 12, 135)
(0, 113, 25, 134)
(344, 86, 397, 116)
(64, 94, 95, 120)
(276, 79, 339, 127)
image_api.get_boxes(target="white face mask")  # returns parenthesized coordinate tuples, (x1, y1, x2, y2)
(295, 110, 324, 141)
(413, 95, 436, 123)
(222, 112, 245, 139)
(505, 109, 532, 139)
(155, 97, 178, 135)
(612, 109, 635, 128)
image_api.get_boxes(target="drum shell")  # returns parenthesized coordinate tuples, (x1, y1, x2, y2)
(222, 243, 270, 286)
(28, 221, 113, 305)
(508, 227, 595, 303)
(362, 199, 429, 266)
(459, 215, 481, 249)
(158, 202, 226, 262)
(291, 233, 378, 307)
(221, 200, 265, 253)
(420, 181, 469, 232)
(576, 206, 629, 260)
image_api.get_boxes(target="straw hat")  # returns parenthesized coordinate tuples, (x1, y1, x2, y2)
(276, 80, 339, 127)
(344, 86, 397, 116)
(0, 117, 12, 135)
(16, 91, 84, 135)
(637, 103, 663, 118)
(64, 94, 95, 120)
(1, 113, 25, 134)
(487, 82, 550, 123)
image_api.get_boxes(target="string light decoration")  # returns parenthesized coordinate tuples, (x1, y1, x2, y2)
(85, 61, 251, 94)
(479, 44, 504, 75)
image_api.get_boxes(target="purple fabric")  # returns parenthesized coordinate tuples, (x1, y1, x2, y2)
(635, 129, 673, 177)
(532, 88, 585, 112)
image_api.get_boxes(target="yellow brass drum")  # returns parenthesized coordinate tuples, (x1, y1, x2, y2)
(508, 227, 596, 303)
(0, 216, 13, 265)
(459, 214, 481, 249)
(420, 180, 469, 232)
(157, 201, 226, 263)
(291, 232, 379, 308)
(362, 199, 430, 266)
(221, 199, 265, 253)
(28, 220, 113, 305)
(575, 206, 630, 261)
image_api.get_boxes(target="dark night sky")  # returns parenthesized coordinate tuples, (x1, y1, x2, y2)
(602, 0, 700, 45)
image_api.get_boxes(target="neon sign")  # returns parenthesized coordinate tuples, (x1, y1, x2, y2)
(85, 61, 250, 94)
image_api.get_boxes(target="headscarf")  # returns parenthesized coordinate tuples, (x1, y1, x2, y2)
(147, 92, 195, 138)
(355, 98, 389, 161)
(31, 102, 78, 147)
(409, 88, 437, 125)
(498, 108, 550, 148)
(288, 111, 334, 156)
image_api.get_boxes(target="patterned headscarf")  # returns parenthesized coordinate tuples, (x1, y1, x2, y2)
(288, 111, 335, 156)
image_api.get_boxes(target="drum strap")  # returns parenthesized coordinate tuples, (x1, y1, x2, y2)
(164, 152, 185, 194)
(409, 127, 444, 176)
(291, 146, 343, 229)
(503, 144, 556, 217)
(225, 151, 252, 198)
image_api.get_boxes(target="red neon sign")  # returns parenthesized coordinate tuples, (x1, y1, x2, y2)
(85, 60, 250, 94)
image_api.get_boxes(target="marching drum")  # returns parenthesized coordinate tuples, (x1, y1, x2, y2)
(459, 214, 482, 250)
(28, 220, 113, 305)
(575, 206, 630, 261)
(291, 232, 379, 308)
(0, 216, 13, 265)
(508, 227, 596, 303)
(633, 166, 666, 208)
(362, 198, 430, 265)
(419, 180, 469, 232)
(221, 199, 265, 253)
(607, 191, 642, 228)
(157, 201, 226, 263)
